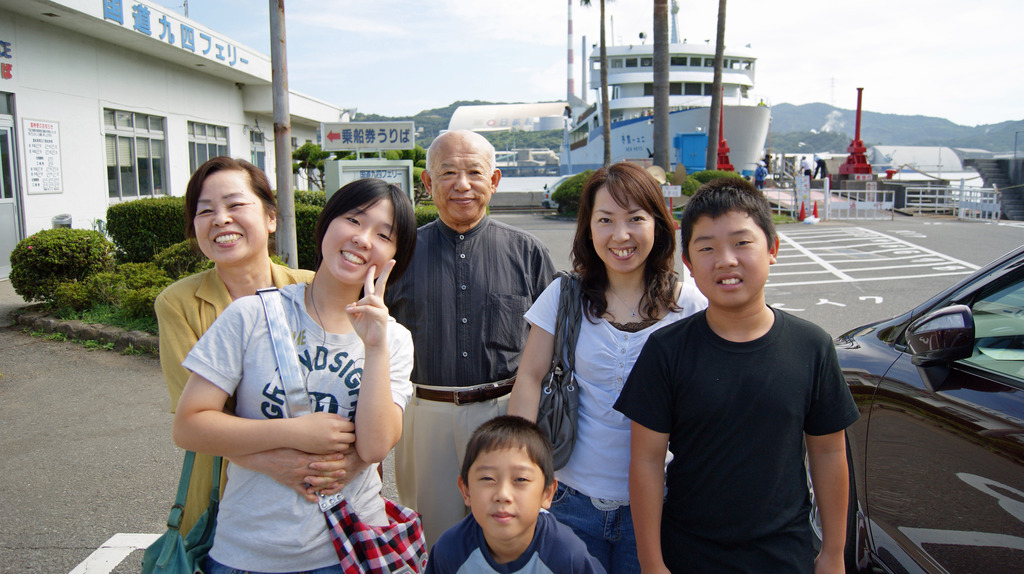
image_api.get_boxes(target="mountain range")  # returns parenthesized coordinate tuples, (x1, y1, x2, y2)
(769, 103, 1023, 153)
(356, 101, 1024, 154)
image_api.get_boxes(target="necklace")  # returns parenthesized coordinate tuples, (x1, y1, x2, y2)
(608, 287, 641, 318)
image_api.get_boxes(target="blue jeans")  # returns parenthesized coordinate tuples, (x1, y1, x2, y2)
(205, 557, 343, 574)
(549, 482, 640, 574)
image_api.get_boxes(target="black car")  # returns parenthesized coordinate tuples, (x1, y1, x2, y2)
(829, 244, 1024, 573)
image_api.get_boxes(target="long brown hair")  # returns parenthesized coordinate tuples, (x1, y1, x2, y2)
(571, 162, 679, 321)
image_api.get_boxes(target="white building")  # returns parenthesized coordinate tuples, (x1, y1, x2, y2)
(0, 0, 345, 278)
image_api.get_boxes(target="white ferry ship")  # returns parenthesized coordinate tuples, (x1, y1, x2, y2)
(565, 41, 771, 175)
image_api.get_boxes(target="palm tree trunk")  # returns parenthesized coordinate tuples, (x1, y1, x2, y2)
(705, 0, 726, 170)
(653, 0, 670, 171)
(599, 0, 611, 166)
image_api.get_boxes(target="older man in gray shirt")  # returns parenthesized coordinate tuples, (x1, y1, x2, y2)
(386, 130, 555, 545)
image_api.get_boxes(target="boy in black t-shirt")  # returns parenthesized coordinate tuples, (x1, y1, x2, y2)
(614, 178, 859, 573)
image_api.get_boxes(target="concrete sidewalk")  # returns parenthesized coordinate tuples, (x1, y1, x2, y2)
(0, 277, 28, 328)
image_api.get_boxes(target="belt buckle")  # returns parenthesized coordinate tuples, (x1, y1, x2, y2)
(453, 388, 463, 406)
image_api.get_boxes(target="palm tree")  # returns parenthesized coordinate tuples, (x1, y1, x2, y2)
(653, 0, 670, 171)
(581, 0, 612, 166)
(705, 0, 726, 170)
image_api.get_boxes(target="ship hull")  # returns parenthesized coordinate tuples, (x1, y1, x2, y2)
(563, 105, 771, 175)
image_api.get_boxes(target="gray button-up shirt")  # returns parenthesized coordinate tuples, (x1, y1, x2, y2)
(386, 217, 555, 387)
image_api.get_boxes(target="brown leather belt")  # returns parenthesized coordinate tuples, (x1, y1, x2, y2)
(414, 377, 516, 406)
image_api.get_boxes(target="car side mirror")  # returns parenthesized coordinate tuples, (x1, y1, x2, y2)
(905, 305, 975, 368)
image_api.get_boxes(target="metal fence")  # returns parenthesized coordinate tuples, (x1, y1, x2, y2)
(827, 189, 894, 221)
(905, 185, 1001, 222)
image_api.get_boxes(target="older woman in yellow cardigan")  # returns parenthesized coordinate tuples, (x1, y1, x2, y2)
(155, 157, 362, 535)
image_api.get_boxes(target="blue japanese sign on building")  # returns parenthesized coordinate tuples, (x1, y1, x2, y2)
(101, 0, 253, 72)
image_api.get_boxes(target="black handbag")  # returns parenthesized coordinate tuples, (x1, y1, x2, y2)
(141, 451, 222, 574)
(536, 271, 583, 470)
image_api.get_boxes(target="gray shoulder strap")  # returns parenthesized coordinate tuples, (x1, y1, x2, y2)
(256, 287, 311, 417)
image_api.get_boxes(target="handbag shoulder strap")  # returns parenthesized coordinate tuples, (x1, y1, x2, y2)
(165, 452, 222, 528)
(256, 287, 344, 512)
(550, 271, 583, 372)
(256, 287, 311, 417)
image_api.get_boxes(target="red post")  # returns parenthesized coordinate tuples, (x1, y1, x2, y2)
(839, 87, 872, 176)
(715, 89, 734, 171)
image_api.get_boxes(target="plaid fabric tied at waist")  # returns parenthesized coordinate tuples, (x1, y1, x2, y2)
(413, 376, 516, 405)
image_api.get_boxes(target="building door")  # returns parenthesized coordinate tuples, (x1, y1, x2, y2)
(0, 116, 22, 279)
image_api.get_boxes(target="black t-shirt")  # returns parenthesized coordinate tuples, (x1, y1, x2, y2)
(614, 308, 859, 572)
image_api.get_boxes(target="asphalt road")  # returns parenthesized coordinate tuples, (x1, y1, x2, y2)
(0, 212, 1021, 573)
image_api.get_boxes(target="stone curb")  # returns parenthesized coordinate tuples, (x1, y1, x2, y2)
(13, 309, 160, 355)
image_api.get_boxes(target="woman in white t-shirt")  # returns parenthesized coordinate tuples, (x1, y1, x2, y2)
(509, 162, 707, 574)
(173, 179, 417, 574)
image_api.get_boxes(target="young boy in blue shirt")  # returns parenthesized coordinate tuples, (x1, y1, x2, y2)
(425, 416, 605, 574)
(614, 178, 859, 573)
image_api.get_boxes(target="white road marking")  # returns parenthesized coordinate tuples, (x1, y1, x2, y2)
(69, 533, 159, 574)
(770, 228, 980, 288)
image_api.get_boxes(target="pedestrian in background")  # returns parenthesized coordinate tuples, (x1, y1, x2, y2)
(385, 130, 556, 546)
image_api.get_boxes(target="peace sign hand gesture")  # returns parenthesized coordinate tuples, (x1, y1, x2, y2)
(346, 259, 396, 349)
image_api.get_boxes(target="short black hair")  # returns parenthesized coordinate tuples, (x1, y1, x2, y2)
(679, 177, 777, 262)
(313, 178, 416, 284)
(460, 416, 555, 489)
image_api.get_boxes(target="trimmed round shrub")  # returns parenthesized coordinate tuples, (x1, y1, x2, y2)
(85, 262, 172, 308)
(295, 202, 322, 271)
(680, 177, 701, 196)
(552, 170, 594, 215)
(415, 205, 439, 227)
(52, 280, 93, 311)
(691, 169, 746, 185)
(295, 190, 326, 208)
(123, 285, 166, 320)
(9, 229, 115, 303)
(106, 196, 187, 263)
(153, 240, 212, 280)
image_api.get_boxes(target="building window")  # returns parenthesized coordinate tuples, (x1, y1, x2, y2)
(690, 57, 702, 67)
(250, 130, 266, 171)
(609, 59, 622, 68)
(104, 109, 166, 199)
(644, 83, 653, 96)
(670, 56, 687, 66)
(625, 58, 638, 68)
(640, 57, 653, 67)
(685, 83, 702, 96)
(704, 58, 714, 67)
(188, 122, 228, 174)
(704, 84, 715, 96)
(670, 82, 682, 95)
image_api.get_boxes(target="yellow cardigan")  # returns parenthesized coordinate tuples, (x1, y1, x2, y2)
(154, 263, 314, 535)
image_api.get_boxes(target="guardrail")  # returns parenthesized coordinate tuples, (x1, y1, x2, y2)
(905, 185, 1000, 222)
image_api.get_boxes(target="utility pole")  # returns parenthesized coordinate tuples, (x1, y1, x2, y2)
(270, 0, 298, 268)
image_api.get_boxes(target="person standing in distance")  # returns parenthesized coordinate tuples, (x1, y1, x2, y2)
(385, 129, 556, 546)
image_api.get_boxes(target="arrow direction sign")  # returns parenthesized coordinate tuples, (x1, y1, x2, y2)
(321, 121, 415, 151)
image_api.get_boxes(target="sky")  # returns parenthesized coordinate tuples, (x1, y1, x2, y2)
(152, 0, 1024, 128)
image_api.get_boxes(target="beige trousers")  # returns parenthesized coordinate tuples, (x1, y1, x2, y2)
(395, 392, 510, 547)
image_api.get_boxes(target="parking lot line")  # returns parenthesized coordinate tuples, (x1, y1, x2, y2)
(69, 533, 159, 574)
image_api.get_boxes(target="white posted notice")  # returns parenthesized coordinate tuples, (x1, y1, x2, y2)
(24, 119, 62, 194)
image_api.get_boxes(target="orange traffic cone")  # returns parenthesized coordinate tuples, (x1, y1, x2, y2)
(798, 202, 806, 221)
(813, 201, 819, 218)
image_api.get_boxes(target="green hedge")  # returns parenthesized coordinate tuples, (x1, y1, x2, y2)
(552, 170, 594, 215)
(106, 196, 187, 263)
(9, 229, 115, 303)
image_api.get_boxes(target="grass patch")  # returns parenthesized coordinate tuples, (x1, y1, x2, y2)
(55, 303, 158, 334)
(44, 332, 67, 342)
(81, 339, 116, 351)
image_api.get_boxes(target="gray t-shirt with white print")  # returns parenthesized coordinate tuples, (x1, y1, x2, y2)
(183, 282, 413, 573)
